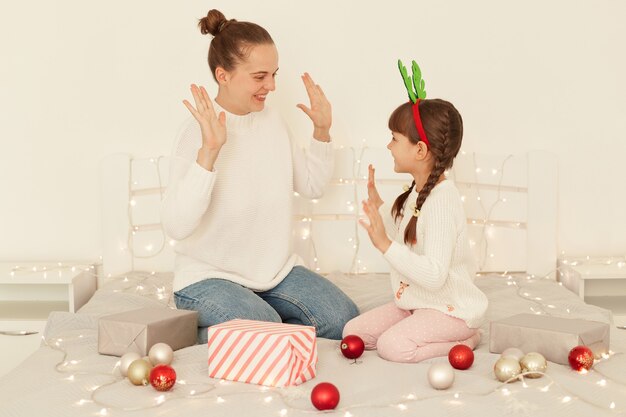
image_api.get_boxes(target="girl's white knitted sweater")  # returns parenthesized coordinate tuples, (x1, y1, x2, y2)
(381, 180, 488, 328)
(161, 102, 333, 292)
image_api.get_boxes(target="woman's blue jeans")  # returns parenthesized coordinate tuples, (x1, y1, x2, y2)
(174, 266, 359, 343)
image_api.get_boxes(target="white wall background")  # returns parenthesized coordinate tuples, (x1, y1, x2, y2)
(1, 0, 624, 262)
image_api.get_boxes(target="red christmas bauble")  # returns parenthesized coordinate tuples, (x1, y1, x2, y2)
(448, 344, 474, 370)
(311, 382, 340, 410)
(340, 335, 365, 360)
(568, 345, 594, 372)
(149, 364, 177, 391)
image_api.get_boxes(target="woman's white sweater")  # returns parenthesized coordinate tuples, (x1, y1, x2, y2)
(161, 102, 333, 292)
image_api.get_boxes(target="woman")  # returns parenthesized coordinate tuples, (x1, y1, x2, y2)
(162, 9, 358, 343)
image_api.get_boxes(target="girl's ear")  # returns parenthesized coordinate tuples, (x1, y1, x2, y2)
(215, 67, 228, 85)
(415, 141, 429, 161)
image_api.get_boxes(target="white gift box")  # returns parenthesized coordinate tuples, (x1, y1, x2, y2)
(489, 313, 610, 364)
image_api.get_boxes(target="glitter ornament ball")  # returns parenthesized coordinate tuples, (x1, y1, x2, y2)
(519, 352, 547, 378)
(427, 363, 455, 390)
(148, 342, 174, 366)
(494, 357, 521, 382)
(310, 382, 340, 410)
(127, 358, 152, 386)
(500, 347, 525, 361)
(120, 352, 141, 377)
(568, 345, 594, 372)
(149, 364, 177, 391)
(340, 335, 365, 360)
(448, 344, 474, 370)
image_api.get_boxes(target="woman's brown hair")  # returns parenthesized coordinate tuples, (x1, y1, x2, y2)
(198, 10, 274, 81)
(389, 99, 463, 245)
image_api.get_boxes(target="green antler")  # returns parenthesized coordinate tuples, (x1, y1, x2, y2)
(397, 59, 427, 103)
(411, 60, 427, 99)
(398, 60, 417, 103)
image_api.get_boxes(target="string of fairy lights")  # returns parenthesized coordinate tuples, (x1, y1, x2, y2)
(4, 149, 626, 415)
(294, 148, 524, 275)
(6, 267, 620, 415)
(122, 148, 526, 277)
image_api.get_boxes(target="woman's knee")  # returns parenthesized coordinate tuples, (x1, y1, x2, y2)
(266, 268, 359, 340)
(174, 279, 281, 327)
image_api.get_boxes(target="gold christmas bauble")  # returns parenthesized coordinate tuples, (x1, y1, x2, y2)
(520, 352, 547, 378)
(127, 359, 152, 386)
(494, 357, 521, 383)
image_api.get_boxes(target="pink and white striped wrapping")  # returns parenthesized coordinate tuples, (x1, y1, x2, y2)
(207, 319, 318, 387)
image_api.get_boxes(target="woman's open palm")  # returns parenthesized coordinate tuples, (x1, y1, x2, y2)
(296, 73, 332, 131)
(183, 84, 226, 150)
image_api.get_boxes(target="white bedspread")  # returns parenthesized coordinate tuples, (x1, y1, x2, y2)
(1, 272, 625, 417)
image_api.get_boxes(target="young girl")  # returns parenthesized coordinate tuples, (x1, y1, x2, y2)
(343, 64, 488, 363)
(162, 9, 358, 343)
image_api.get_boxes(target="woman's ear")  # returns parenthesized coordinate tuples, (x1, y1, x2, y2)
(215, 67, 228, 85)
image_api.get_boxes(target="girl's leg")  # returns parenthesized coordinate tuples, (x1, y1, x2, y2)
(258, 266, 359, 340)
(174, 278, 281, 344)
(376, 308, 480, 363)
(342, 302, 411, 349)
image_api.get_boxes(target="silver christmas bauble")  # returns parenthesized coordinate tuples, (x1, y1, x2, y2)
(120, 352, 141, 377)
(500, 347, 524, 361)
(427, 363, 455, 390)
(520, 352, 547, 378)
(494, 357, 521, 383)
(148, 343, 174, 366)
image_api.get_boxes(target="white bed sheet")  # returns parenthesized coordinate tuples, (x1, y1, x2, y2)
(1, 272, 625, 417)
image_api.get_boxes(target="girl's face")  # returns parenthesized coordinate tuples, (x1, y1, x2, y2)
(218, 43, 279, 115)
(387, 131, 420, 173)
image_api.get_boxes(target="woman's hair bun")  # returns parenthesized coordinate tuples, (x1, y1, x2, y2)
(199, 9, 228, 36)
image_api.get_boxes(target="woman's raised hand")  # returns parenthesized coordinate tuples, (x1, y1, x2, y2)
(296, 73, 332, 142)
(183, 84, 226, 151)
(367, 164, 384, 209)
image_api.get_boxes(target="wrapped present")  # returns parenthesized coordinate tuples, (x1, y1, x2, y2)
(489, 313, 610, 365)
(98, 307, 198, 356)
(207, 319, 317, 387)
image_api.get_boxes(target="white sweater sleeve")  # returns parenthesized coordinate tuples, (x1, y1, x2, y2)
(379, 202, 397, 239)
(382, 197, 458, 290)
(161, 158, 216, 241)
(160, 119, 217, 241)
(290, 136, 334, 199)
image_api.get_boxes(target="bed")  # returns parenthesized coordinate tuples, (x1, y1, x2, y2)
(1, 148, 625, 417)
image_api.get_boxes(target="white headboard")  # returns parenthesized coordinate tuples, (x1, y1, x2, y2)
(100, 149, 557, 280)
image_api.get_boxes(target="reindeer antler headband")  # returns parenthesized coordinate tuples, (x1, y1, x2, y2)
(398, 59, 429, 148)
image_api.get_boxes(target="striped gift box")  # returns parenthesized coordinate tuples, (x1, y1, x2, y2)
(207, 319, 318, 387)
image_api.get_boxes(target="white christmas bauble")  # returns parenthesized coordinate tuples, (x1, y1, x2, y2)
(500, 347, 524, 361)
(427, 363, 455, 390)
(149, 342, 174, 366)
(120, 352, 141, 377)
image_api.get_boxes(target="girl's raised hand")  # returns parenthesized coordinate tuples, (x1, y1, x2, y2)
(367, 164, 384, 209)
(183, 84, 226, 151)
(296, 73, 332, 141)
(359, 199, 391, 254)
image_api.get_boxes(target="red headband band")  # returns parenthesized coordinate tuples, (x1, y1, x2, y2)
(411, 99, 430, 148)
